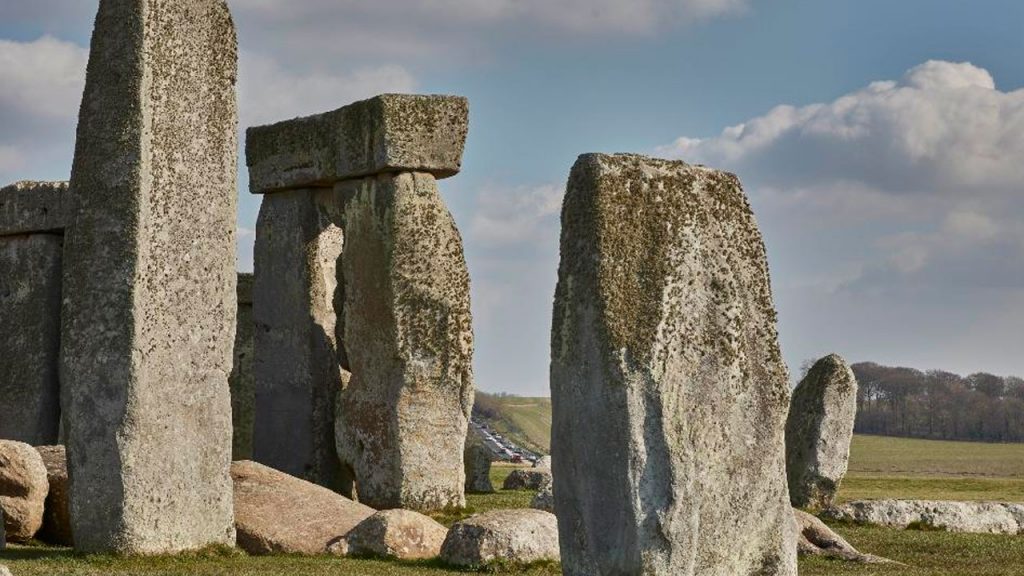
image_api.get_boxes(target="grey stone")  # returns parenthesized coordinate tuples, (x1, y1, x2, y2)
(0, 234, 62, 445)
(230, 273, 255, 460)
(252, 190, 349, 492)
(530, 478, 554, 513)
(794, 509, 893, 564)
(786, 354, 858, 510)
(232, 461, 375, 555)
(35, 446, 72, 546)
(0, 181, 67, 237)
(825, 500, 1024, 534)
(551, 154, 798, 576)
(0, 564, 9, 576)
(246, 94, 469, 194)
(464, 439, 495, 494)
(332, 509, 448, 560)
(533, 455, 551, 469)
(0, 440, 49, 543)
(502, 468, 552, 491)
(440, 509, 560, 568)
(334, 171, 474, 512)
(60, 0, 238, 554)
(0, 508, 4, 551)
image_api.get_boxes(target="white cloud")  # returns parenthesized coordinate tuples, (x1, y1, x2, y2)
(469, 183, 564, 247)
(0, 35, 87, 120)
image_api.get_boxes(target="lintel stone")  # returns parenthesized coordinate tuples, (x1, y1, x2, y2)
(245, 94, 468, 194)
(0, 181, 68, 237)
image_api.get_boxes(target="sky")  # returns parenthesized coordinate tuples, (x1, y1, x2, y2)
(1, 0, 1022, 396)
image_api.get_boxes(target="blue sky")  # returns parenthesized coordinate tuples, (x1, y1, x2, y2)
(2, 0, 1023, 395)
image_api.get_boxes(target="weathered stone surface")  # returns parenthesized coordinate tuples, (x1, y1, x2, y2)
(786, 354, 858, 510)
(530, 478, 554, 513)
(533, 455, 552, 469)
(502, 469, 552, 491)
(826, 500, 1024, 534)
(34, 446, 71, 546)
(331, 509, 448, 560)
(0, 564, 9, 576)
(795, 509, 893, 564)
(0, 234, 63, 446)
(60, 0, 238, 554)
(334, 171, 474, 511)
(441, 509, 559, 568)
(246, 94, 469, 194)
(253, 190, 349, 492)
(551, 154, 798, 576)
(464, 439, 494, 494)
(0, 181, 67, 237)
(0, 440, 48, 542)
(231, 461, 375, 555)
(231, 273, 256, 460)
(0, 508, 4, 550)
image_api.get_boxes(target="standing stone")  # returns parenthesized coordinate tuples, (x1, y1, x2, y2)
(786, 354, 858, 510)
(252, 191, 348, 491)
(465, 439, 495, 494)
(231, 273, 256, 460)
(551, 154, 798, 576)
(0, 181, 67, 446)
(247, 95, 473, 511)
(334, 171, 473, 511)
(60, 0, 238, 553)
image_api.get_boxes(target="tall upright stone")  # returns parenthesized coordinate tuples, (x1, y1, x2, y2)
(786, 354, 858, 510)
(551, 154, 797, 576)
(334, 171, 473, 510)
(252, 190, 348, 490)
(0, 181, 67, 446)
(247, 95, 473, 510)
(231, 273, 256, 460)
(60, 0, 238, 553)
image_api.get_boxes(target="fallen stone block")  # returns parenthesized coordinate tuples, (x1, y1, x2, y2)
(232, 461, 374, 555)
(795, 509, 895, 564)
(530, 478, 554, 513)
(0, 440, 49, 543)
(502, 469, 552, 491)
(331, 509, 448, 560)
(440, 509, 559, 568)
(34, 445, 71, 546)
(825, 500, 1024, 534)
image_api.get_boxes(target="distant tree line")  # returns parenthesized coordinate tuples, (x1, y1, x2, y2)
(850, 362, 1024, 443)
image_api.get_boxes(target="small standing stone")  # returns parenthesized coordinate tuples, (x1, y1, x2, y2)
(61, 0, 238, 553)
(230, 274, 256, 461)
(465, 439, 495, 494)
(551, 154, 797, 575)
(502, 468, 552, 491)
(533, 455, 552, 469)
(34, 446, 72, 546)
(786, 354, 858, 510)
(530, 477, 554, 513)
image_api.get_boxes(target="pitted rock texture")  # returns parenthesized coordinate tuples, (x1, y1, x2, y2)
(34, 446, 72, 546)
(335, 172, 474, 512)
(530, 478, 554, 513)
(0, 234, 63, 445)
(503, 469, 552, 491)
(440, 509, 559, 568)
(795, 509, 892, 564)
(0, 564, 9, 576)
(60, 0, 238, 554)
(786, 354, 858, 510)
(332, 509, 449, 560)
(826, 500, 1024, 534)
(464, 440, 494, 493)
(246, 94, 469, 194)
(533, 455, 552, 469)
(232, 461, 375, 555)
(0, 181, 68, 237)
(0, 440, 49, 542)
(231, 273, 255, 460)
(551, 153, 797, 576)
(252, 190, 349, 493)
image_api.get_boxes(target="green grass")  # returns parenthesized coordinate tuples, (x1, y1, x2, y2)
(474, 394, 551, 453)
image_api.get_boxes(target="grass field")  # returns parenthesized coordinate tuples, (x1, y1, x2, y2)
(5, 435, 1024, 574)
(474, 393, 552, 453)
